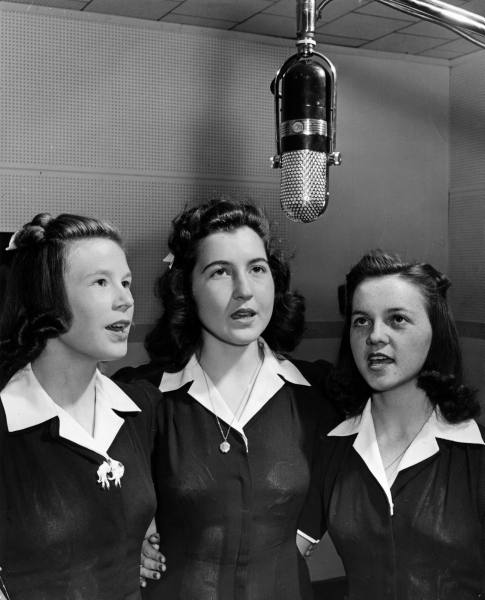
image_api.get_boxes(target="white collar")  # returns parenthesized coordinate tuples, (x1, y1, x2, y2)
(328, 398, 484, 515)
(1, 364, 140, 457)
(160, 339, 310, 449)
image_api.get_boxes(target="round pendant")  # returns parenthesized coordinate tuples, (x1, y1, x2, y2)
(219, 441, 231, 454)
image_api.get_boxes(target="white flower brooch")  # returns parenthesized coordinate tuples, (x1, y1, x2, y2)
(97, 458, 125, 490)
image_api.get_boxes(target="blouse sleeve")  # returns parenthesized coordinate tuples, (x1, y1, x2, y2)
(297, 434, 329, 543)
(0, 402, 7, 566)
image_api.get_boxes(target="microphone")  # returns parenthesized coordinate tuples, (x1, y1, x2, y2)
(271, 0, 341, 223)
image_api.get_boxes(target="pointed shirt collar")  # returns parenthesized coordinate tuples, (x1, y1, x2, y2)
(1, 364, 140, 457)
(328, 398, 484, 515)
(160, 339, 310, 450)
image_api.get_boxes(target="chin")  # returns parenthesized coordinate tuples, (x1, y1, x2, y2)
(99, 346, 128, 363)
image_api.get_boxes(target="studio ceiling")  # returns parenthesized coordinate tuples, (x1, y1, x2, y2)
(7, 0, 485, 59)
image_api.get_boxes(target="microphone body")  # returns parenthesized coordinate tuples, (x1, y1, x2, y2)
(279, 58, 330, 223)
(271, 0, 340, 223)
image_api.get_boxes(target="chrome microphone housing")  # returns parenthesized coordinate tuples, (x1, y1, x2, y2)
(271, 0, 340, 223)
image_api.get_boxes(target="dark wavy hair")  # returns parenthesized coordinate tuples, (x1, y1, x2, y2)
(328, 250, 478, 423)
(145, 198, 305, 371)
(0, 213, 122, 390)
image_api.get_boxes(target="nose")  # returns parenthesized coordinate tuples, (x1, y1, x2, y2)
(115, 284, 134, 312)
(366, 320, 389, 346)
(233, 271, 253, 300)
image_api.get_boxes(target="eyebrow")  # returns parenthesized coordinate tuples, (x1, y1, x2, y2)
(201, 257, 268, 273)
(351, 307, 412, 316)
(85, 269, 132, 279)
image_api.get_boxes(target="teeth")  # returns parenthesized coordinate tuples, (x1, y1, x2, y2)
(107, 323, 127, 331)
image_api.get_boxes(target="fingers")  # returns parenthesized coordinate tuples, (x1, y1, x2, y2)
(142, 538, 165, 561)
(140, 545, 166, 583)
(140, 564, 165, 582)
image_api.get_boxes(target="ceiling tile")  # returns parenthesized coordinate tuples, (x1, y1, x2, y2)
(399, 20, 460, 39)
(161, 13, 235, 29)
(314, 32, 367, 47)
(264, 0, 371, 21)
(87, 0, 179, 19)
(459, 0, 485, 18)
(173, 0, 274, 22)
(8, 0, 87, 8)
(234, 13, 296, 37)
(429, 35, 482, 54)
(419, 46, 466, 59)
(317, 13, 408, 40)
(261, 0, 299, 19)
(356, 1, 419, 22)
(317, 0, 372, 24)
(363, 32, 445, 53)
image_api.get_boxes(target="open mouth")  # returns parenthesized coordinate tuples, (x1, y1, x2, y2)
(106, 320, 131, 333)
(231, 308, 256, 320)
(367, 353, 393, 368)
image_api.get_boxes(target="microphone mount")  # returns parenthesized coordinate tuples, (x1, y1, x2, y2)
(317, 0, 485, 50)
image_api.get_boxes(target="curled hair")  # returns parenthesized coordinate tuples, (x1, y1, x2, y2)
(0, 213, 122, 389)
(328, 250, 478, 423)
(145, 198, 305, 371)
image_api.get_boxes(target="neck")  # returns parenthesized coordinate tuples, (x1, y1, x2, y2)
(198, 335, 262, 385)
(371, 382, 433, 437)
(31, 340, 97, 409)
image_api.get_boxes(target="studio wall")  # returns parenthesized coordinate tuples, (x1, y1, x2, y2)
(0, 0, 457, 582)
(449, 50, 485, 410)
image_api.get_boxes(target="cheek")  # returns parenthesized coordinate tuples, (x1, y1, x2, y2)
(415, 329, 433, 362)
(193, 286, 225, 321)
(350, 332, 364, 361)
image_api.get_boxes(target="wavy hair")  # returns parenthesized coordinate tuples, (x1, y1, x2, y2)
(0, 213, 122, 390)
(145, 198, 305, 371)
(328, 250, 478, 423)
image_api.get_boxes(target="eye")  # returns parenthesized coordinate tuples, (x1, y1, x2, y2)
(352, 316, 369, 328)
(210, 266, 230, 279)
(94, 278, 108, 287)
(251, 263, 268, 274)
(122, 279, 131, 289)
(391, 314, 408, 326)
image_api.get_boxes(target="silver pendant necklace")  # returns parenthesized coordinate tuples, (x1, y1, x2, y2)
(200, 352, 264, 454)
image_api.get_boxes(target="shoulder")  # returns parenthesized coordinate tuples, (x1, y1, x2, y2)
(290, 358, 332, 392)
(287, 358, 341, 432)
(112, 362, 163, 388)
(114, 378, 163, 412)
(0, 399, 7, 438)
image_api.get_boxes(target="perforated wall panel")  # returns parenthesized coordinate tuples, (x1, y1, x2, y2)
(0, 5, 287, 179)
(449, 51, 485, 323)
(0, 3, 289, 326)
(0, 173, 285, 323)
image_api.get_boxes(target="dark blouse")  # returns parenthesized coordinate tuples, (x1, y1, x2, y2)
(115, 358, 335, 600)
(0, 379, 158, 600)
(300, 418, 485, 600)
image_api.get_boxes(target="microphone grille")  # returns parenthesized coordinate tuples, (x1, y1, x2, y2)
(280, 150, 328, 223)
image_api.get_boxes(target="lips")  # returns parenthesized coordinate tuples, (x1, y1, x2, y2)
(105, 320, 131, 333)
(230, 308, 256, 319)
(367, 352, 394, 368)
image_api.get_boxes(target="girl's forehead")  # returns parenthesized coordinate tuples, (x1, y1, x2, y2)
(353, 275, 426, 310)
(196, 227, 266, 259)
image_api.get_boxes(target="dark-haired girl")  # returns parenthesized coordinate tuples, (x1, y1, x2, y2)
(115, 199, 335, 600)
(299, 250, 484, 600)
(0, 213, 158, 600)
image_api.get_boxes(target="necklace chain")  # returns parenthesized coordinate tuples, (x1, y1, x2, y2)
(383, 410, 433, 472)
(200, 353, 264, 454)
